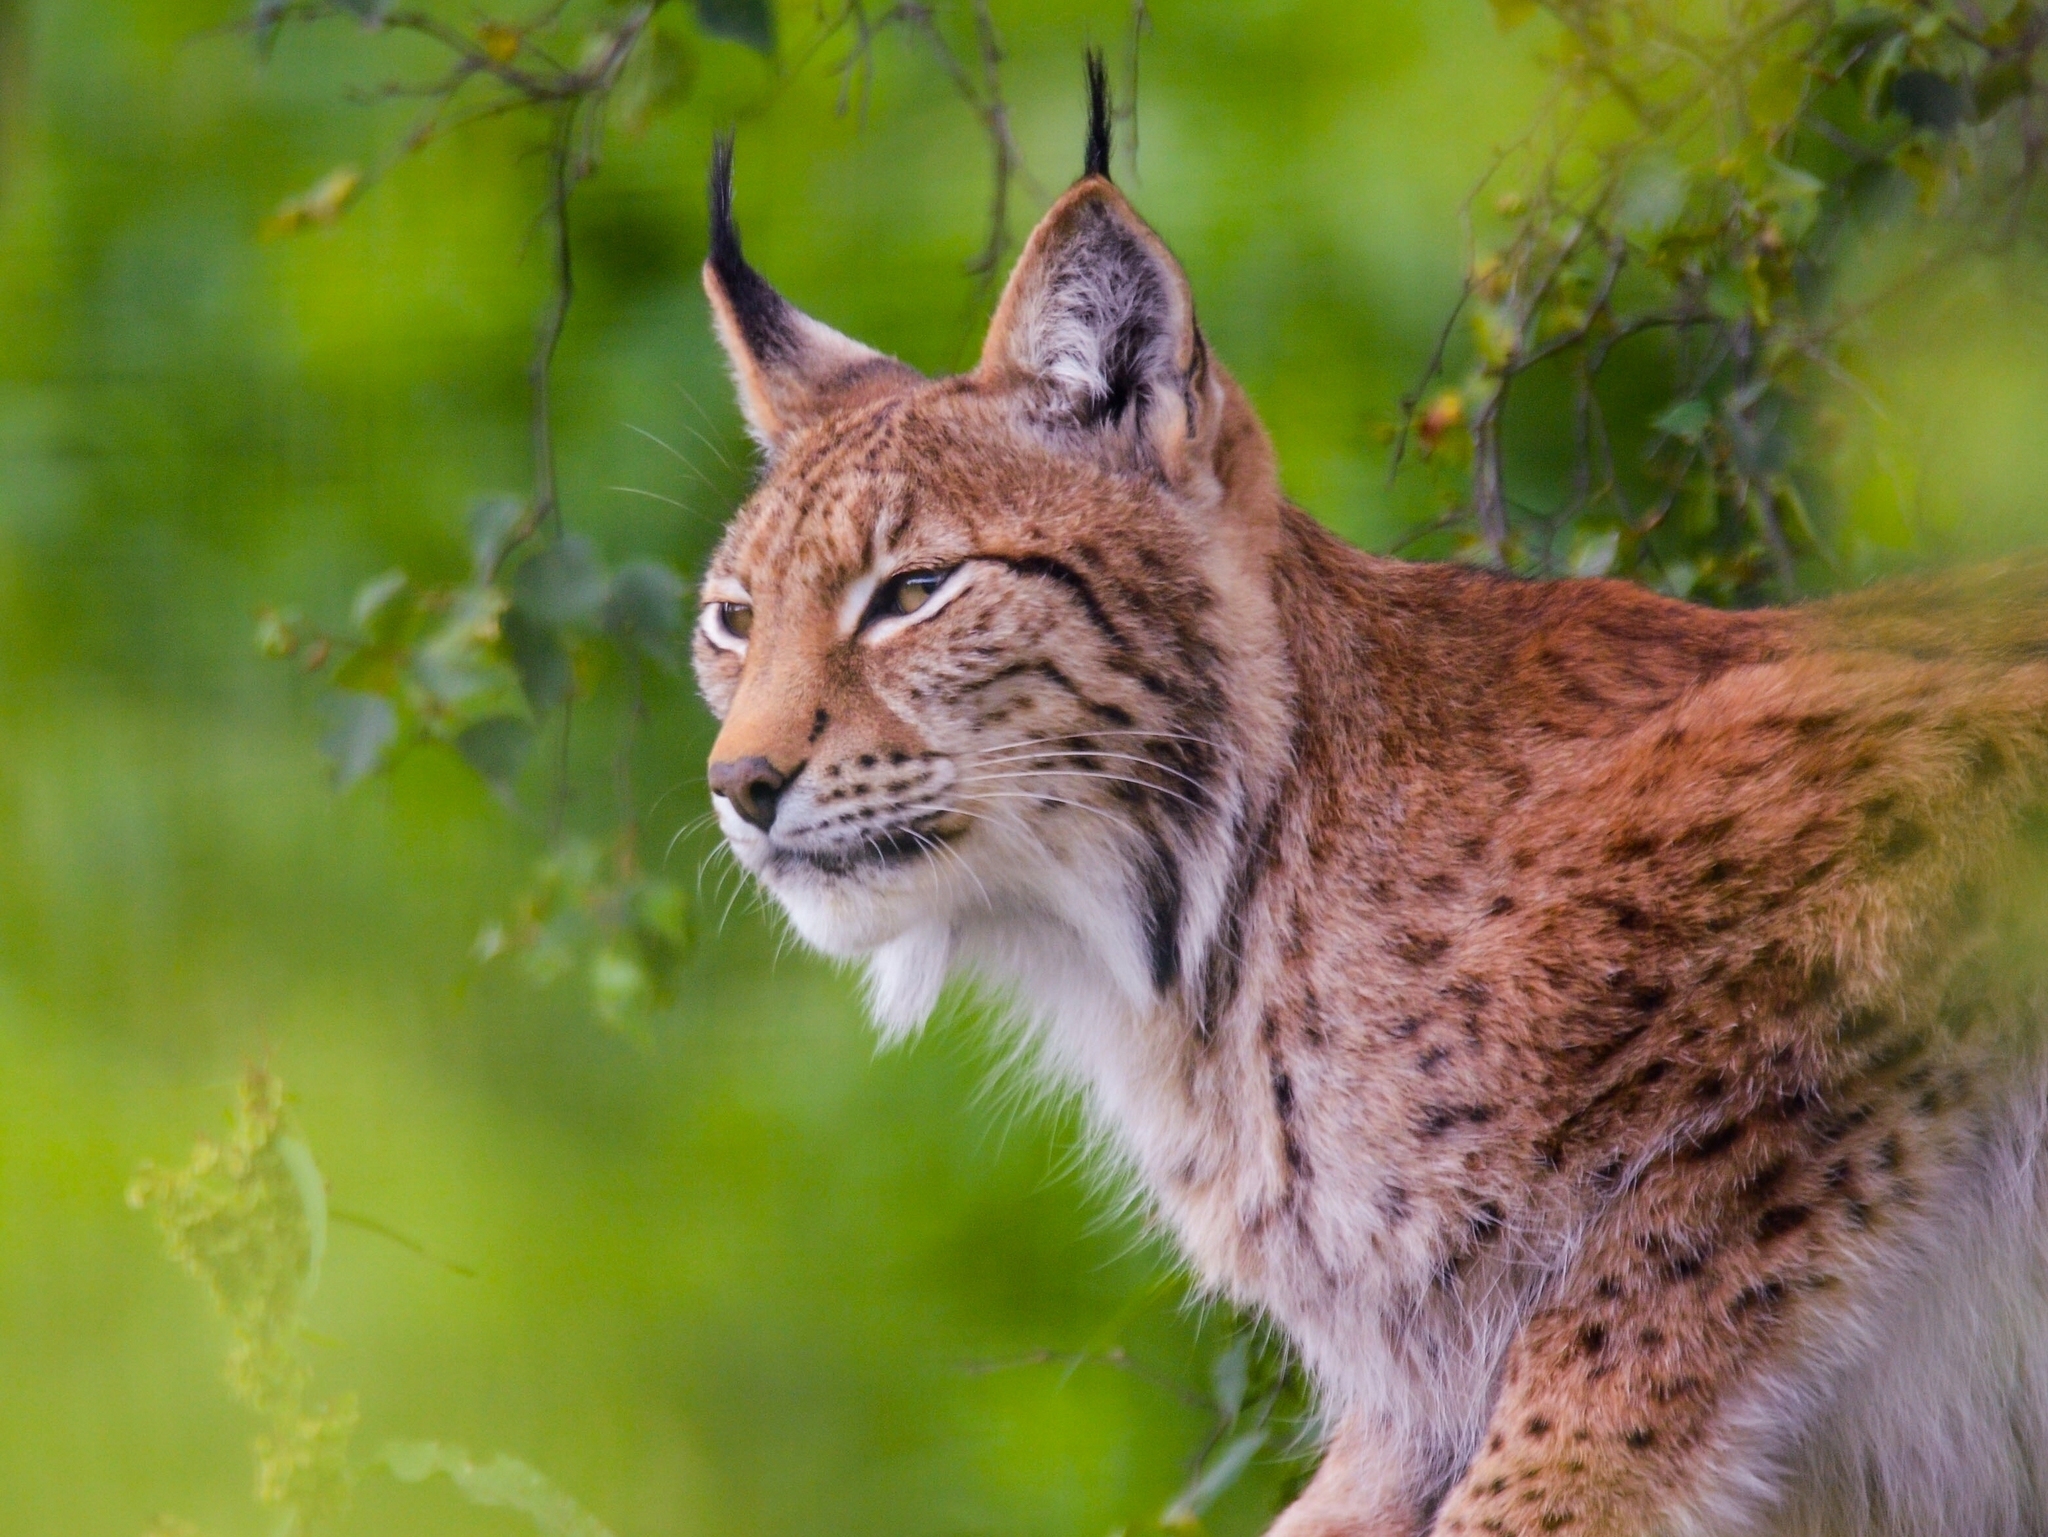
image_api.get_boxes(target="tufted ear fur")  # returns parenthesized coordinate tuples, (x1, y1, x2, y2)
(975, 55, 1223, 487)
(703, 136, 917, 454)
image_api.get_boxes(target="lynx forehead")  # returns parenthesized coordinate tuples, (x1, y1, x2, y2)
(693, 58, 2048, 1537)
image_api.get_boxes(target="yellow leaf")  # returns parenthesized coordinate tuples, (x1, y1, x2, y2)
(261, 167, 361, 239)
(477, 20, 522, 63)
(1471, 306, 1519, 369)
(1892, 144, 1947, 212)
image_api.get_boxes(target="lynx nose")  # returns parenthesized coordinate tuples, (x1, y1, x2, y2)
(709, 754, 794, 833)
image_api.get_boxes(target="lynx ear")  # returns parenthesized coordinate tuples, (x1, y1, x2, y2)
(976, 55, 1221, 483)
(703, 136, 915, 453)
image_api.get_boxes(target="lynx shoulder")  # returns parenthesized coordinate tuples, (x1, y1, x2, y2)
(691, 71, 2048, 1537)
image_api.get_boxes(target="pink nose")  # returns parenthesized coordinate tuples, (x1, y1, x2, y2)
(708, 755, 793, 832)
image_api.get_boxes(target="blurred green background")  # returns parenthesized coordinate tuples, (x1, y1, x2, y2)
(2, 3, 2045, 1535)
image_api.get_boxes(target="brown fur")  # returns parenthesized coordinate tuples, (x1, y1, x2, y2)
(693, 148, 2048, 1535)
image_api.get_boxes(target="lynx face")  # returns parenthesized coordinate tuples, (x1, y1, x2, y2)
(692, 138, 1283, 1034)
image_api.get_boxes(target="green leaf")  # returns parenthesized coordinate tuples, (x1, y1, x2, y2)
(1613, 154, 1690, 243)
(512, 537, 608, 628)
(1705, 263, 1752, 323)
(503, 609, 575, 714)
(414, 587, 522, 714)
(602, 560, 688, 670)
(631, 880, 691, 949)
(469, 496, 528, 580)
(1653, 399, 1713, 440)
(1749, 57, 1809, 134)
(591, 942, 651, 1026)
(1971, 59, 2032, 122)
(455, 716, 536, 798)
(1567, 526, 1621, 578)
(692, 0, 775, 54)
(351, 568, 410, 639)
(1486, 0, 1537, 27)
(274, 1134, 327, 1303)
(1209, 1336, 1249, 1421)
(382, 1443, 617, 1537)
(1757, 157, 1825, 241)
(319, 691, 398, 790)
(1161, 1427, 1269, 1528)
(613, 26, 700, 136)
(334, 0, 390, 19)
(1861, 31, 1910, 121)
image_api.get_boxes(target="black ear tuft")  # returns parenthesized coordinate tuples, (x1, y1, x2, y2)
(1083, 49, 1112, 181)
(707, 133, 796, 363)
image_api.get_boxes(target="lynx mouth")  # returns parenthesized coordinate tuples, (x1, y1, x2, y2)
(768, 815, 962, 878)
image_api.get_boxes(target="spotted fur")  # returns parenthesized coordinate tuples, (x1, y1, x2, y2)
(693, 102, 2048, 1536)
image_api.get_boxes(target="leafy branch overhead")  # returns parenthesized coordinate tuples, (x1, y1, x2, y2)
(246, 0, 1060, 1027)
(1394, 0, 2047, 603)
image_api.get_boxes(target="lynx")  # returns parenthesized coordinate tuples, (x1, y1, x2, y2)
(691, 62, 2048, 1537)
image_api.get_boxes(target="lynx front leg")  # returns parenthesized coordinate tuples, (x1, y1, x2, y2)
(1427, 1148, 1872, 1536)
(1266, 1412, 1443, 1537)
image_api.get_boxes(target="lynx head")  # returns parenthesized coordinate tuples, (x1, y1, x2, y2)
(693, 57, 1290, 1040)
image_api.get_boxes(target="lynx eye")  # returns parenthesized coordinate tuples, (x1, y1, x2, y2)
(702, 600, 753, 650)
(864, 568, 955, 627)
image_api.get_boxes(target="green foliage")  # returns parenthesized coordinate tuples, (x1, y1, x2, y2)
(1154, 1329, 1315, 1531)
(382, 1442, 619, 1537)
(135, 1071, 625, 1537)
(128, 1067, 360, 1529)
(1395, 0, 2048, 601)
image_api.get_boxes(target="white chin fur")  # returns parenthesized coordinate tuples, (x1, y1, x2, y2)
(864, 923, 955, 1042)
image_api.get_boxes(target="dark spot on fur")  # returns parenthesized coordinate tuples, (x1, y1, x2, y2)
(1736, 1157, 1791, 1205)
(1623, 1427, 1656, 1450)
(1639, 1327, 1665, 1348)
(1968, 737, 2009, 786)
(1578, 1322, 1607, 1356)
(809, 708, 830, 742)
(1526, 1416, 1552, 1438)
(1487, 895, 1516, 917)
(1685, 1121, 1744, 1161)
(1878, 818, 1930, 864)
(1731, 1278, 1788, 1319)
(1867, 1032, 1929, 1076)
(1472, 1200, 1506, 1240)
(1394, 931, 1453, 967)
(1419, 1046, 1452, 1073)
(858, 754, 877, 769)
(1608, 830, 1659, 861)
(1756, 1205, 1812, 1242)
